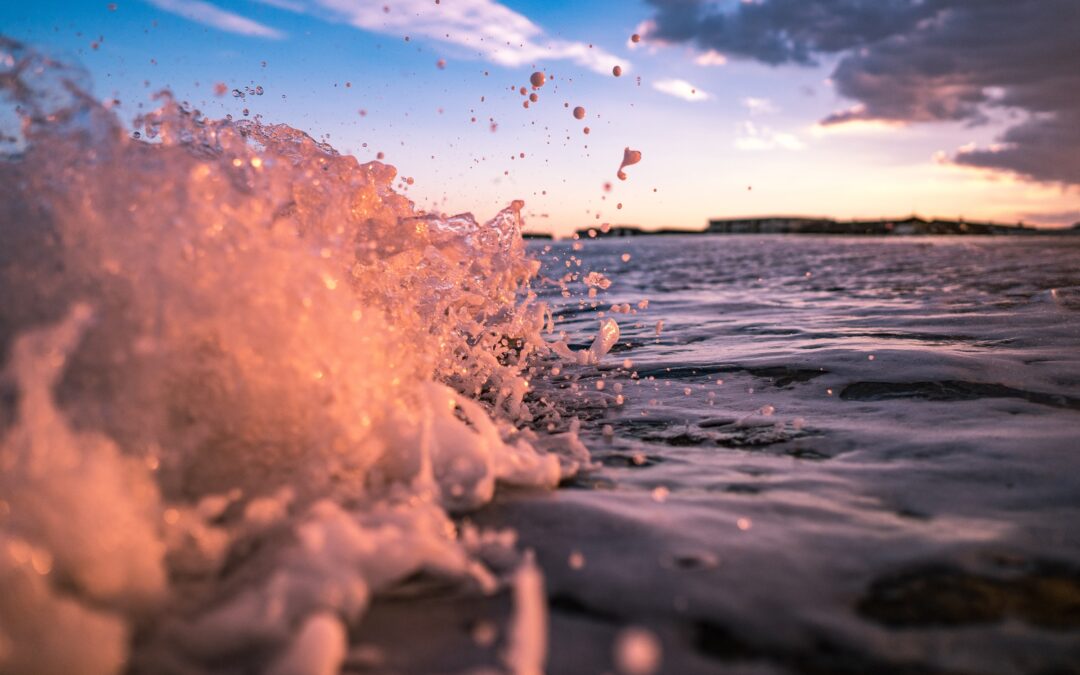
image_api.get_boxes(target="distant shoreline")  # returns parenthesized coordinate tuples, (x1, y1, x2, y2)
(521, 215, 1080, 240)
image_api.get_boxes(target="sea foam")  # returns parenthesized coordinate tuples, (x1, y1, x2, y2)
(0, 37, 599, 674)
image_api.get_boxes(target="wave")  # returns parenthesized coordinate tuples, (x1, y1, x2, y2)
(0, 37, 608, 674)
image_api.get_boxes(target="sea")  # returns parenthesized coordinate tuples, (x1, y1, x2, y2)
(500, 234, 1080, 674)
(2, 35, 1080, 675)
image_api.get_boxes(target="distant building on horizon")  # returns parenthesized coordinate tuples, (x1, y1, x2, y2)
(706, 215, 1035, 236)
(553, 215, 1074, 241)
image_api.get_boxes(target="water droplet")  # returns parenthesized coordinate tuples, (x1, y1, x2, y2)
(617, 147, 642, 180)
(614, 627, 662, 675)
(631, 33, 641, 43)
(529, 71, 546, 88)
(551, 549, 579, 577)
(573, 106, 586, 120)
(612, 65, 623, 77)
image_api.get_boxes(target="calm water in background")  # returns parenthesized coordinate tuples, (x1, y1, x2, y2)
(366, 235, 1080, 674)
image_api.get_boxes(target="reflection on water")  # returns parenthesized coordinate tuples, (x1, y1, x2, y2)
(497, 235, 1080, 675)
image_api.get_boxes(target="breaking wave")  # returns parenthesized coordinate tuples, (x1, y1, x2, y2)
(0, 37, 609, 674)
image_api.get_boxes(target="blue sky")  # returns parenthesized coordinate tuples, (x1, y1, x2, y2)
(3, 0, 1077, 234)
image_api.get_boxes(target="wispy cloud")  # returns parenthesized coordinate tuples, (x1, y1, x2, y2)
(810, 116, 904, 137)
(741, 96, 777, 115)
(261, 0, 626, 75)
(145, 0, 284, 38)
(652, 78, 710, 102)
(734, 121, 804, 151)
(694, 50, 727, 66)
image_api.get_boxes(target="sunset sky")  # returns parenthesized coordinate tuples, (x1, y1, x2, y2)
(4, 0, 1078, 235)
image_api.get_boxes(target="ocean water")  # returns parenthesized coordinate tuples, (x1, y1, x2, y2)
(3, 36, 1080, 675)
(500, 235, 1080, 674)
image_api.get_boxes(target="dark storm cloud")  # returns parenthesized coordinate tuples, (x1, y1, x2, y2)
(644, 0, 1080, 184)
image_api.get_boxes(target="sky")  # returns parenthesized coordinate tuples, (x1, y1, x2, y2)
(2, 0, 1078, 236)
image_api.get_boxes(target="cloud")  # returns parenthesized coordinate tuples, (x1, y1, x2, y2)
(810, 117, 905, 136)
(734, 121, 804, 151)
(742, 97, 777, 115)
(694, 50, 727, 66)
(145, 0, 284, 38)
(258, 0, 625, 75)
(952, 111, 1080, 184)
(653, 78, 710, 102)
(642, 0, 1080, 185)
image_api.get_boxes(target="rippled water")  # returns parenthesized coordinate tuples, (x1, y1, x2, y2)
(474, 235, 1080, 675)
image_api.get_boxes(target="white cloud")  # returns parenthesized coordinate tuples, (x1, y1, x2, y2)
(261, 0, 625, 75)
(145, 0, 284, 38)
(652, 78, 710, 102)
(734, 121, 804, 151)
(809, 118, 905, 136)
(741, 96, 777, 115)
(694, 50, 727, 66)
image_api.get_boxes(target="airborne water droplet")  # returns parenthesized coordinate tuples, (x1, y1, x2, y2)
(573, 106, 586, 120)
(529, 71, 546, 88)
(617, 147, 642, 180)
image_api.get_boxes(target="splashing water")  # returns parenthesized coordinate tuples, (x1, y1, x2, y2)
(618, 147, 643, 181)
(0, 37, 601, 674)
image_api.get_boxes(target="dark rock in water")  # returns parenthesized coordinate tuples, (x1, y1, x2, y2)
(746, 365, 828, 387)
(858, 561, 1080, 629)
(691, 619, 761, 661)
(548, 593, 621, 623)
(642, 430, 712, 446)
(558, 474, 618, 490)
(698, 417, 739, 428)
(691, 620, 962, 674)
(721, 482, 764, 494)
(839, 380, 1080, 411)
(785, 446, 831, 460)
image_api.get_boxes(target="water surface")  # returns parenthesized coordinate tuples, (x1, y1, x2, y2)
(471, 235, 1080, 674)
